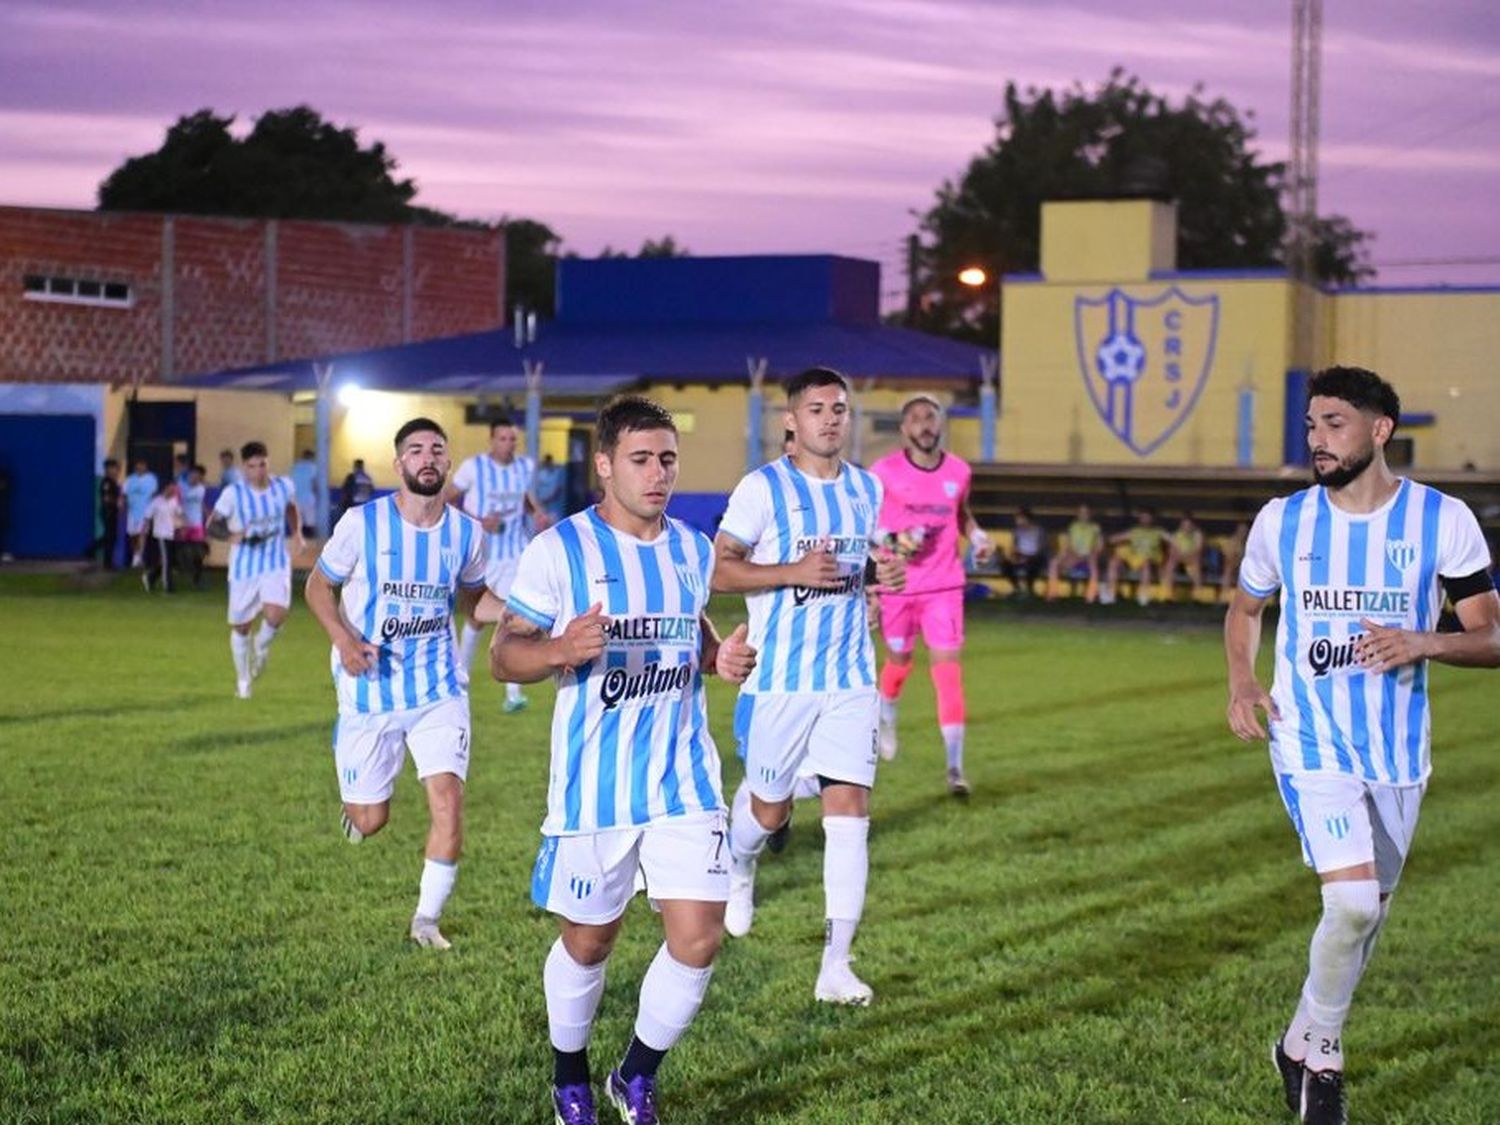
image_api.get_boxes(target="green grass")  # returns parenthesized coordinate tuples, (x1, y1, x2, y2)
(2, 573, 1497, 1123)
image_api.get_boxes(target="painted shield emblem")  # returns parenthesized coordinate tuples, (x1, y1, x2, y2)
(1074, 287, 1220, 456)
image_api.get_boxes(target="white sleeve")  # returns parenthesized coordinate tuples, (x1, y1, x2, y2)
(718, 472, 771, 548)
(459, 517, 488, 587)
(450, 456, 476, 496)
(316, 510, 363, 583)
(1238, 501, 1282, 597)
(507, 534, 563, 630)
(1438, 497, 1493, 578)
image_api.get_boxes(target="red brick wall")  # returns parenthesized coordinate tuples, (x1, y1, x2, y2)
(0, 206, 505, 384)
(0, 208, 163, 385)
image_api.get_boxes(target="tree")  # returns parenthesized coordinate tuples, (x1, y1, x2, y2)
(910, 72, 1374, 342)
(595, 235, 691, 259)
(99, 106, 430, 223)
(101, 106, 571, 325)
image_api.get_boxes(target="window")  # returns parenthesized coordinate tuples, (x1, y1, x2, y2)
(21, 272, 133, 308)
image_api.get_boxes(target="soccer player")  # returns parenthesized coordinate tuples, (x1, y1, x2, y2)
(306, 417, 487, 952)
(483, 396, 753, 1124)
(207, 441, 304, 699)
(122, 457, 158, 568)
(1046, 503, 1104, 602)
(448, 415, 550, 711)
(1224, 366, 1500, 1125)
(714, 366, 904, 1005)
(869, 394, 994, 795)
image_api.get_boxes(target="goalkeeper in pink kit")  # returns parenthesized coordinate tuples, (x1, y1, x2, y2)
(869, 395, 994, 795)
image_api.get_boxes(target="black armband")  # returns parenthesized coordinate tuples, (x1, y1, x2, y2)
(1442, 568, 1496, 604)
(864, 557, 878, 586)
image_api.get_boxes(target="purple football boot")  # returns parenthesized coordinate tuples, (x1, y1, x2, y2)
(605, 1068, 659, 1124)
(552, 1082, 597, 1125)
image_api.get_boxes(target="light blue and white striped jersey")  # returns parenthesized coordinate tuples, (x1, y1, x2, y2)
(211, 476, 297, 580)
(316, 496, 487, 715)
(452, 453, 535, 563)
(719, 456, 883, 695)
(507, 508, 723, 836)
(1241, 479, 1491, 785)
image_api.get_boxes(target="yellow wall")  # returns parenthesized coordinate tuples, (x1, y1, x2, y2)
(1330, 290, 1500, 470)
(1001, 200, 1500, 471)
(104, 386, 296, 470)
(1001, 276, 1290, 466)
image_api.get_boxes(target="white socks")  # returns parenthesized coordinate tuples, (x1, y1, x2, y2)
(1292, 879, 1383, 1072)
(821, 816, 869, 970)
(729, 798, 775, 868)
(545, 939, 608, 1052)
(255, 620, 279, 655)
(941, 724, 965, 771)
(459, 623, 481, 671)
(634, 944, 714, 1052)
(230, 631, 252, 682)
(506, 681, 524, 703)
(416, 857, 458, 920)
(879, 698, 898, 727)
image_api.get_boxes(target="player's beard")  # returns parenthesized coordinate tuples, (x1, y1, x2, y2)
(908, 432, 940, 454)
(403, 467, 446, 496)
(1312, 445, 1374, 489)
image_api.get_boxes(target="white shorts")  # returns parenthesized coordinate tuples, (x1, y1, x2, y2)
(126, 516, 148, 537)
(485, 557, 520, 599)
(227, 570, 292, 625)
(333, 696, 471, 804)
(530, 812, 729, 925)
(1276, 771, 1425, 893)
(733, 689, 879, 802)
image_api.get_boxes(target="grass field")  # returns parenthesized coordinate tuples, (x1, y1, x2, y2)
(2, 572, 1497, 1124)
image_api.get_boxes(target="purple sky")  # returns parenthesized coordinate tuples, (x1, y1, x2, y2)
(3, 0, 1498, 302)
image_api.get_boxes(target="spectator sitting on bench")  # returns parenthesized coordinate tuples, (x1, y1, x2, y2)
(1047, 502, 1103, 602)
(1217, 519, 1249, 602)
(1001, 506, 1047, 597)
(1101, 507, 1167, 605)
(1160, 511, 1206, 602)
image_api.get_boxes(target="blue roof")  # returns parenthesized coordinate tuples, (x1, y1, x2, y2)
(175, 254, 991, 393)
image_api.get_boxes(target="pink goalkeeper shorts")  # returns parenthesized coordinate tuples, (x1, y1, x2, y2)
(879, 588, 965, 654)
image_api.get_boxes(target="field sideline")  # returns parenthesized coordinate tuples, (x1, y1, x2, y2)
(2, 573, 1496, 1124)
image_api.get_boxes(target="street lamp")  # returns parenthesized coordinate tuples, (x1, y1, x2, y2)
(957, 266, 988, 288)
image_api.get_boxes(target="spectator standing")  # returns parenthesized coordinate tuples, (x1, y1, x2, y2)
(93, 459, 122, 569)
(122, 458, 159, 568)
(178, 464, 209, 589)
(290, 449, 320, 536)
(143, 482, 183, 592)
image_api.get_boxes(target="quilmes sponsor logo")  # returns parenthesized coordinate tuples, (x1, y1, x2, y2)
(1301, 587, 1411, 619)
(600, 661, 694, 709)
(791, 534, 866, 605)
(381, 613, 452, 642)
(1307, 634, 1365, 678)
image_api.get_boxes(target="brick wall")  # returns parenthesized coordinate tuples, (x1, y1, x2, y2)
(0, 206, 504, 385)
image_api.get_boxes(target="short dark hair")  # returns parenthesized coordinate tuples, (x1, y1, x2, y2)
(1308, 365, 1400, 428)
(192, 464, 206, 475)
(489, 415, 516, 433)
(240, 441, 267, 460)
(174, 452, 188, 464)
(783, 366, 849, 404)
(1018, 506, 1033, 520)
(219, 449, 234, 459)
(104, 458, 119, 470)
(597, 396, 676, 454)
(394, 417, 448, 451)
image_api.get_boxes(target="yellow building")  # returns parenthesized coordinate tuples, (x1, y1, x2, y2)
(1001, 199, 1500, 471)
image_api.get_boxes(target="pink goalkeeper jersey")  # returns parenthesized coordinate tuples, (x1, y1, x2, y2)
(870, 450, 972, 595)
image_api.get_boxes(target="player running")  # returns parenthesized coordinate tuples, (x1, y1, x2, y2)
(1225, 366, 1500, 1125)
(207, 441, 304, 699)
(305, 418, 487, 951)
(483, 396, 753, 1125)
(448, 415, 550, 711)
(714, 366, 904, 1006)
(869, 394, 995, 795)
